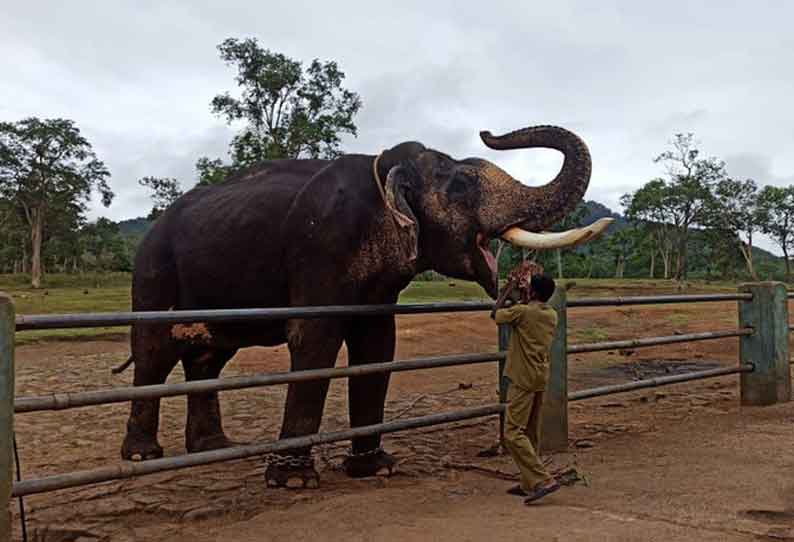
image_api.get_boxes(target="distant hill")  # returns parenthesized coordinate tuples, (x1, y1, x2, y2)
(117, 217, 151, 236)
(112, 200, 784, 278)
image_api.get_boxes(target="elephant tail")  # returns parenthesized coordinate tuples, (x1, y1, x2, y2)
(112, 355, 134, 375)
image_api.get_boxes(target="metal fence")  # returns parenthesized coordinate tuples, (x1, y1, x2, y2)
(1, 284, 792, 539)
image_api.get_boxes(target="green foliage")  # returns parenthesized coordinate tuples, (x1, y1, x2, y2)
(195, 157, 231, 187)
(138, 176, 184, 219)
(619, 133, 793, 282)
(197, 37, 363, 185)
(0, 117, 113, 286)
(755, 185, 794, 279)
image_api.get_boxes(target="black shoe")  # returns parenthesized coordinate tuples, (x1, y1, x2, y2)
(506, 484, 527, 496)
(524, 480, 561, 504)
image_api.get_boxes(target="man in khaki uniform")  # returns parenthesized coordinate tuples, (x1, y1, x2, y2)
(492, 270, 560, 503)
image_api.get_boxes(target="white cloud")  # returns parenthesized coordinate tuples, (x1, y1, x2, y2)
(2, 1, 793, 255)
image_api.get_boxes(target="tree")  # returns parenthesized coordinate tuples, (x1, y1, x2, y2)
(653, 133, 725, 280)
(606, 229, 637, 279)
(0, 198, 27, 273)
(549, 202, 588, 279)
(706, 178, 759, 280)
(78, 217, 131, 273)
(622, 179, 675, 279)
(0, 118, 112, 287)
(755, 185, 794, 281)
(139, 176, 184, 219)
(198, 37, 363, 181)
(195, 157, 231, 187)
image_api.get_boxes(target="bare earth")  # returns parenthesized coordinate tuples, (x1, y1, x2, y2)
(9, 299, 794, 541)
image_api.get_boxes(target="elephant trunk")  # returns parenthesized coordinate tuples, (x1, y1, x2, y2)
(477, 125, 612, 250)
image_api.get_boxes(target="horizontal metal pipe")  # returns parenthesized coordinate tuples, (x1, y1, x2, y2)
(568, 364, 753, 401)
(15, 352, 504, 413)
(15, 293, 755, 331)
(568, 293, 752, 307)
(568, 328, 753, 354)
(12, 404, 503, 497)
(14, 303, 493, 331)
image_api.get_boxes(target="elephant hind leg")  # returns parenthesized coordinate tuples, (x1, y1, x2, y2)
(121, 323, 180, 461)
(182, 347, 237, 453)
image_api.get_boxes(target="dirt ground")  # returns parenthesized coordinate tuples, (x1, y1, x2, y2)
(9, 299, 794, 541)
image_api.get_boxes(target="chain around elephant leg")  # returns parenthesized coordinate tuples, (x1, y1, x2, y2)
(343, 446, 397, 478)
(264, 452, 320, 489)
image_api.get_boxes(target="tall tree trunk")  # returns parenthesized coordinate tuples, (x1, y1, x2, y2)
(738, 240, 757, 281)
(674, 235, 688, 281)
(784, 245, 791, 282)
(659, 242, 670, 279)
(614, 255, 625, 279)
(30, 208, 44, 288)
(649, 248, 656, 279)
(494, 241, 505, 282)
(556, 249, 563, 279)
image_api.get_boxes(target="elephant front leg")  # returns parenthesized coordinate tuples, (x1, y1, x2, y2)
(266, 319, 343, 489)
(342, 316, 398, 478)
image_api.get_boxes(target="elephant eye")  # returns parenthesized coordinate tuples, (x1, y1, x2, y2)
(446, 173, 473, 201)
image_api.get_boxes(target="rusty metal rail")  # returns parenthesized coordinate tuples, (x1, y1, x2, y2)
(5, 284, 792, 516)
(14, 293, 755, 332)
(568, 364, 753, 401)
(11, 361, 756, 497)
(12, 404, 503, 497)
(14, 352, 504, 413)
(568, 329, 753, 354)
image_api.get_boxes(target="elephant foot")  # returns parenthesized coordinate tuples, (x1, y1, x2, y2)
(121, 432, 164, 462)
(265, 453, 320, 489)
(343, 448, 397, 478)
(186, 433, 239, 454)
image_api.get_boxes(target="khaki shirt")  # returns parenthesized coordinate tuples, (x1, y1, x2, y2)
(495, 302, 558, 392)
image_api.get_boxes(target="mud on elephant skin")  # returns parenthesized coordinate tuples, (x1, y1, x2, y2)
(118, 124, 612, 488)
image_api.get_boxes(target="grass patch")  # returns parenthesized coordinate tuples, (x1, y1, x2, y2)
(398, 281, 490, 303)
(573, 326, 609, 343)
(0, 273, 752, 345)
(667, 313, 691, 327)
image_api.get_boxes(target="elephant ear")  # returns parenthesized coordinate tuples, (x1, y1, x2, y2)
(384, 165, 419, 262)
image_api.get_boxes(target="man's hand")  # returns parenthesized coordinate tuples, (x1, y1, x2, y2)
(491, 279, 516, 319)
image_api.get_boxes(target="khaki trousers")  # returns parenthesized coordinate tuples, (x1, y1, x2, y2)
(503, 385, 551, 491)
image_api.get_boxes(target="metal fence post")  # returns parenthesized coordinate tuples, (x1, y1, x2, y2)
(738, 282, 790, 405)
(541, 287, 568, 452)
(1, 293, 15, 542)
(497, 322, 511, 445)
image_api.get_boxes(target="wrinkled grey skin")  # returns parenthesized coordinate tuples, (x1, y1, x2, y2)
(120, 125, 592, 487)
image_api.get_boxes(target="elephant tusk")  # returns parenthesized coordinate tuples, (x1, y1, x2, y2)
(501, 217, 614, 250)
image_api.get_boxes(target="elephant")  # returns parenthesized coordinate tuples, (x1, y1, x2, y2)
(119, 124, 612, 488)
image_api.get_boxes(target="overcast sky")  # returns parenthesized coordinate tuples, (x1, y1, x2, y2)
(2, 1, 793, 254)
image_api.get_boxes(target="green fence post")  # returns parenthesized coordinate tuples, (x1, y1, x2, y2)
(1, 293, 15, 542)
(738, 282, 790, 405)
(541, 287, 568, 452)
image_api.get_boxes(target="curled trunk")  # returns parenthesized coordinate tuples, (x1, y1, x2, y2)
(476, 125, 612, 250)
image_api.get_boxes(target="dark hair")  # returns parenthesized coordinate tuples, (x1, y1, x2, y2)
(531, 274, 556, 302)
